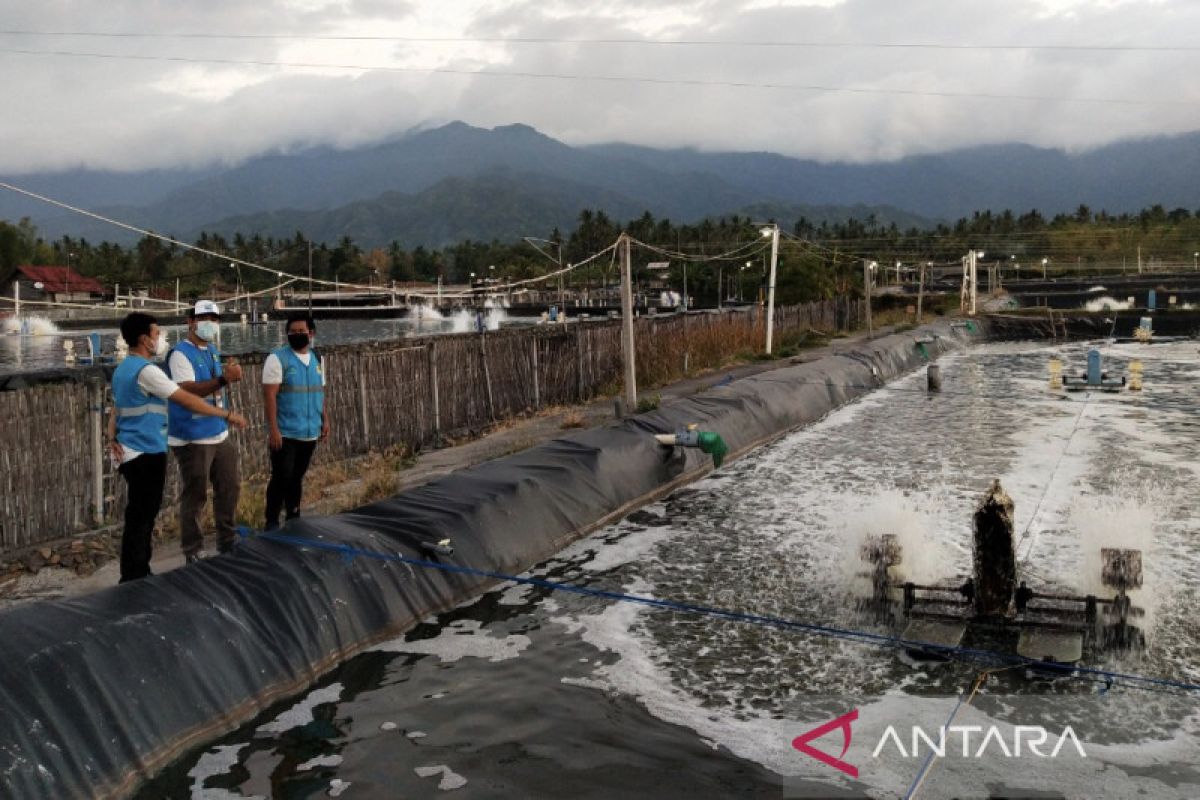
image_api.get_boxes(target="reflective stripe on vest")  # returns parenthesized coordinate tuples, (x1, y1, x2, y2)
(165, 339, 227, 441)
(113, 355, 168, 454)
(274, 346, 324, 440)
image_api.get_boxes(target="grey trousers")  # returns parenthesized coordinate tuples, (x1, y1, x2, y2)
(172, 437, 241, 555)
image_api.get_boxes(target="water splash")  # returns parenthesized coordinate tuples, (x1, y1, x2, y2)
(1084, 296, 1134, 312)
(1, 315, 60, 336)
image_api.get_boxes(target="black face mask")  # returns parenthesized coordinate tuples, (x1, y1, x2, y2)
(287, 333, 310, 351)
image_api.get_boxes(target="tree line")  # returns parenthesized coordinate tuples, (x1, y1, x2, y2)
(2, 203, 1198, 307)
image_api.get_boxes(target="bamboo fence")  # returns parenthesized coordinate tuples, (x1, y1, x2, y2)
(0, 299, 861, 553)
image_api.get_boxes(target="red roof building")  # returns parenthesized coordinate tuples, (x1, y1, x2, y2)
(3, 265, 106, 304)
(12, 265, 104, 295)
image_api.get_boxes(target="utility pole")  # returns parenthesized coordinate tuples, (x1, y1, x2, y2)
(307, 240, 314, 312)
(619, 233, 637, 410)
(717, 263, 723, 310)
(175, 278, 180, 313)
(1137, 245, 1142, 274)
(916, 262, 926, 324)
(763, 224, 780, 354)
(864, 259, 874, 337)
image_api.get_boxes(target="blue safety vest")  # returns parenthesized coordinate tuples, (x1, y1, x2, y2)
(273, 346, 324, 440)
(113, 355, 168, 454)
(165, 339, 227, 441)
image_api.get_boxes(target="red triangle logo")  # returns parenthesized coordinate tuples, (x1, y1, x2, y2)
(792, 709, 859, 778)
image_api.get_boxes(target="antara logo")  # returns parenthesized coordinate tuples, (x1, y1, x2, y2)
(872, 724, 1087, 759)
(792, 710, 1087, 778)
(792, 709, 859, 778)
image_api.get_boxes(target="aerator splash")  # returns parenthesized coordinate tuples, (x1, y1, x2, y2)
(859, 480, 1145, 670)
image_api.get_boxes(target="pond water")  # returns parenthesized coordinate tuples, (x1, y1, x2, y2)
(0, 307, 530, 376)
(142, 339, 1200, 799)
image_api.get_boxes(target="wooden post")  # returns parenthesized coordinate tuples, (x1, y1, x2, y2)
(427, 341, 441, 445)
(620, 233, 637, 408)
(575, 324, 585, 402)
(88, 382, 104, 526)
(531, 337, 541, 410)
(358, 365, 371, 448)
(480, 333, 496, 422)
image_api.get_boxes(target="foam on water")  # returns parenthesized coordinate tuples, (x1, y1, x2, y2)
(256, 682, 344, 734)
(369, 619, 530, 662)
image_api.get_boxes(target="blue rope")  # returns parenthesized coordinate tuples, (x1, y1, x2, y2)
(236, 526, 1200, 696)
(903, 690, 968, 799)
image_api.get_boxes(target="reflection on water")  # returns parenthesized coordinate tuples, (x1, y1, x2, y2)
(0, 311, 528, 376)
(144, 340, 1200, 799)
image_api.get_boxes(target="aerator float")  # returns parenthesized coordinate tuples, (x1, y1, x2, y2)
(1049, 349, 1142, 393)
(859, 480, 1145, 672)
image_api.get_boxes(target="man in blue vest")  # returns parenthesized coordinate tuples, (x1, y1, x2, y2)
(262, 312, 328, 530)
(110, 312, 247, 583)
(166, 300, 245, 562)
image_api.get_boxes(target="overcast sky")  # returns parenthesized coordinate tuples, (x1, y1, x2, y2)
(1, 0, 1197, 174)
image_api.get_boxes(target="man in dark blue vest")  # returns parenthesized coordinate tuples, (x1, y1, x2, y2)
(262, 312, 328, 530)
(166, 300, 245, 562)
(110, 313, 247, 582)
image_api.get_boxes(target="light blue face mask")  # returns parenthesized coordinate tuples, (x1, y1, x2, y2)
(196, 320, 220, 342)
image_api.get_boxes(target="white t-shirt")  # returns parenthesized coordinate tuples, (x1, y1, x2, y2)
(120, 364, 181, 464)
(261, 350, 327, 386)
(167, 345, 228, 446)
(263, 350, 326, 442)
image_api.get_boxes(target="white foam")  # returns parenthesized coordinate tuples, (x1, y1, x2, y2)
(296, 754, 343, 772)
(257, 682, 344, 734)
(1084, 296, 1134, 311)
(414, 764, 468, 790)
(369, 619, 530, 662)
(328, 778, 351, 797)
(188, 744, 260, 800)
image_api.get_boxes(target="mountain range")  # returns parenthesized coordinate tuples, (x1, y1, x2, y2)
(2, 122, 1197, 248)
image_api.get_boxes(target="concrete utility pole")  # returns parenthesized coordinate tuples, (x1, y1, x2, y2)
(864, 259, 874, 336)
(960, 250, 979, 316)
(763, 224, 780, 354)
(619, 233, 637, 410)
(916, 262, 926, 324)
(307, 241, 314, 312)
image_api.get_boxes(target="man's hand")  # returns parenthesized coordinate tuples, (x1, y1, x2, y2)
(223, 360, 244, 383)
(226, 411, 249, 429)
(319, 420, 330, 442)
(269, 428, 283, 450)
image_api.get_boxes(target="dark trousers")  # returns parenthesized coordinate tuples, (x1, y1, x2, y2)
(265, 438, 318, 529)
(118, 452, 167, 583)
(173, 438, 241, 556)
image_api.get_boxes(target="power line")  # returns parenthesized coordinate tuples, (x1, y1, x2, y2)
(0, 46, 1191, 108)
(1, 30, 1197, 53)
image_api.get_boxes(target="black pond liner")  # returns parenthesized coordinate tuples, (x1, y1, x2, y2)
(0, 319, 984, 798)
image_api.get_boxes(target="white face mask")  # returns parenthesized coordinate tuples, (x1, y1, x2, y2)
(154, 333, 170, 357)
(195, 320, 220, 342)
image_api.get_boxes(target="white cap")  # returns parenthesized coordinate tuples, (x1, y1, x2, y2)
(191, 299, 221, 317)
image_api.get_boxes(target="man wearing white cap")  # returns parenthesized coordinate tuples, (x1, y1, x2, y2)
(165, 300, 244, 562)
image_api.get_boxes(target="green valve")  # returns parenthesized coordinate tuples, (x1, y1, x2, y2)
(695, 431, 729, 469)
(653, 429, 729, 469)
(916, 342, 930, 361)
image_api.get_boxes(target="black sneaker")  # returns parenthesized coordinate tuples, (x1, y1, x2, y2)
(185, 550, 209, 565)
